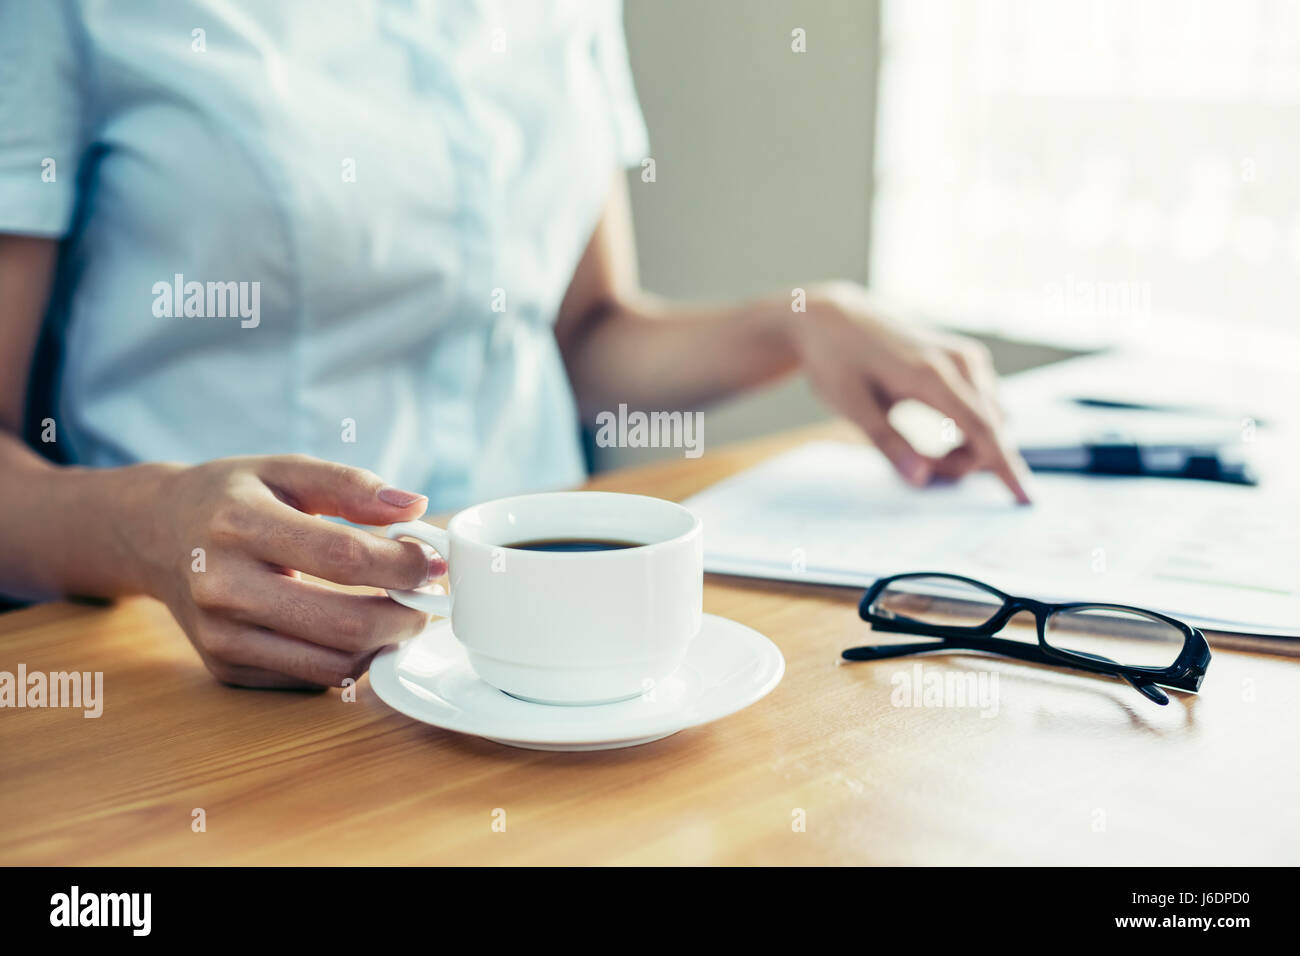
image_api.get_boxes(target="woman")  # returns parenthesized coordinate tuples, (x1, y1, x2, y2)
(0, 1, 1030, 688)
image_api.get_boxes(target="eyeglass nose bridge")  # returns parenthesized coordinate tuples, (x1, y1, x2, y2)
(984, 595, 1054, 633)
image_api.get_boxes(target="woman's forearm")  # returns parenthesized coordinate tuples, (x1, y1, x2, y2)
(0, 433, 173, 601)
(0, 235, 165, 602)
(560, 291, 800, 422)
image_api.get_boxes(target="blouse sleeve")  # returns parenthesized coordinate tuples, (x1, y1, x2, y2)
(591, 1, 650, 169)
(0, 0, 88, 237)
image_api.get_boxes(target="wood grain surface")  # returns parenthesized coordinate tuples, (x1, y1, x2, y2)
(2, 422, 1297, 865)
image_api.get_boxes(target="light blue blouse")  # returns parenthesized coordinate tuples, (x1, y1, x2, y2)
(0, 0, 647, 510)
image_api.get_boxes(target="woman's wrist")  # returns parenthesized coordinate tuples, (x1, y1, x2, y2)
(46, 460, 185, 599)
(753, 292, 803, 363)
(105, 462, 187, 598)
(775, 280, 849, 363)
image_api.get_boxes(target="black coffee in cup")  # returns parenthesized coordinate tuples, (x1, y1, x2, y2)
(505, 538, 643, 553)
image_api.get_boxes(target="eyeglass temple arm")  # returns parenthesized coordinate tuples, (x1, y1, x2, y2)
(842, 635, 1056, 666)
(843, 638, 1172, 705)
(1068, 647, 1171, 704)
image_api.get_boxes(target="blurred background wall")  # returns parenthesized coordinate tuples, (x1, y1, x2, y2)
(604, 0, 1075, 468)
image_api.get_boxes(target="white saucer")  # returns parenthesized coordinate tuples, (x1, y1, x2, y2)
(369, 613, 784, 750)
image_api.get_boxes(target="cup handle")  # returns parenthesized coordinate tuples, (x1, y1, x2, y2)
(384, 521, 451, 617)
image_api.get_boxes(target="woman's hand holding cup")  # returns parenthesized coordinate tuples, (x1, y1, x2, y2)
(135, 455, 444, 688)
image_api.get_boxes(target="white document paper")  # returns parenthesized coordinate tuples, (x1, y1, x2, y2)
(683, 441, 1300, 637)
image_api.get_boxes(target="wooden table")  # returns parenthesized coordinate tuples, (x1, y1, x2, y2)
(3, 423, 1298, 865)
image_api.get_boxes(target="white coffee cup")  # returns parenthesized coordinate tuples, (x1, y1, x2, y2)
(384, 491, 703, 705)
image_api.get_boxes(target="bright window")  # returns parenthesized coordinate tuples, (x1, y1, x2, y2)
(869, 0, 1300, 350)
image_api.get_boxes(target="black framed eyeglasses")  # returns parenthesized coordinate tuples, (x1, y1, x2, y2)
(842, 572, 1211, 705)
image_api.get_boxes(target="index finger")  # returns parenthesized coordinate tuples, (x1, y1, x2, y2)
(917, 361, 1034, 504)
(223, 498, 444, 589)
(258, 455, 429, 525)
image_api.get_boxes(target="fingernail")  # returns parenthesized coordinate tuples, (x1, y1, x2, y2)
(378, 486, 426, 508)
(1017, 473, 1037, 505)
(901, 453, 929, 486)
(419, 544, 447, 584)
